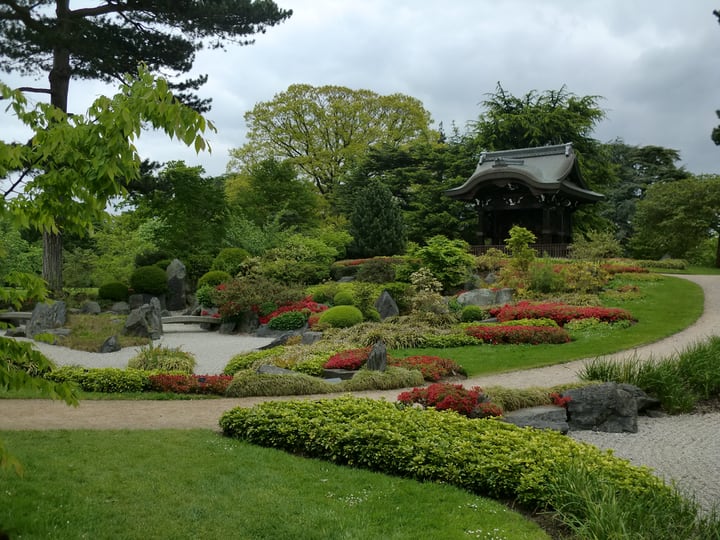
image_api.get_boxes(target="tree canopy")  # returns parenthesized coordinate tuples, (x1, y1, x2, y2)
(229, 84, 435, 196)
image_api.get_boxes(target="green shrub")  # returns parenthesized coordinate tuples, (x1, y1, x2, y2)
(135, 250, 172, 268)
(155, 259, 172, 271)
(127, 343, 196, 374)
(214, 275, 305, 321)
(225, 370, 335, 397)
(194, 284, 216, 307)
(338, 366, 423, 391)
(211, 247, 250, 275)
(460, 305, 488, 322)
(318, 305, 364, 328)
(364, 308, 381, 322)
(420, 332, 479, 348)
(505, 225, 536, 273)
(528, 262, 566, 294)
(380, 282, 414, 314)
(223, 348, 286, 375)
(332, 290, 355, 306)
(197, 270, 232, 289)
(356, 258, 396, 283)
(220, 397, 668, 509)
(415, 235, 475, 291)
(129, 265, 168, 296)
(45, 366, 149, 393)
(267, 311, 307, 330)
(98, 281, 129, 302)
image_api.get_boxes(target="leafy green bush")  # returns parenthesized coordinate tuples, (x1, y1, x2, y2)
(252, 233, 338, 284)
(129, 265, 168, 296)
(46, 366, 149, 393)
(220, 397, 667, 509)
(415, 235, 475, 291)
(267, 311, 307, 330)
(127, 343, 196, 374)
(194, 284, 217, 307)
(211, 247, 250, 275)
(460, 305, 488, 322)
(338, 367, 423, 391)
(505, 225, 536, 273)
(420, 333, 479, 348)
(197, 270, 232, 289)
(528, 262, 566, 294)
(332, 290, 354, 306)
(215, 276, 304, 321)
(356, 258, 397, 283)
(223, 348, 287, 375)
(225, 370, 335, 397)
(97, 281, 129, 302)
(135, 250, 173, 268)
(380, 282, 414, 314)
(318, 305, 364, 329)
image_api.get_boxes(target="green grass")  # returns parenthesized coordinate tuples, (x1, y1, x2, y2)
(653, 265, 720, 275)
(396, 275, 704, 377)
(0, 430, 549, 540)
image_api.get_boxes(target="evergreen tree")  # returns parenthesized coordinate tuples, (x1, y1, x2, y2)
(347, 180, 406, 258)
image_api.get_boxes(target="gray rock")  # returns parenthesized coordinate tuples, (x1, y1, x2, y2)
(564, 382, 651, 433)
(110, 301, 130, 314)
(338, 276, 355, 282)
(122, 298, 163, 340)
(236, 311, 260, 334)
(129, 293, 166, 311)
(166, 259, 188, 311)
(502, 405, 569, 434)
(457, 289, 497, 307)
(258, 331, 298, 350)
(26, 301, 67, 338)
(302, 331, 323, 345)
(366, 340, 387, 371)
(218, 321, 236, 334)
(323, 368, 356, 380)
(495, 288, 515, 305)
(5, 326, 26, 337)
(375, 290, 399, 320)
(100, 335, 121, 353)
(256, 364, 297, 375)
(80, 301, 102, 315)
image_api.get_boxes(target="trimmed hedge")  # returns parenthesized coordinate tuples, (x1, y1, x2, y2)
(220, 397, 667, 508)
(490, 301, 636, 326)
(45, 366, 149, 393)
(465, 325, 571, 345)
(318, 305, 364, 328)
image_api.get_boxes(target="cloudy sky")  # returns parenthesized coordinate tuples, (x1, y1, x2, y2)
(3, 0, 720, 178)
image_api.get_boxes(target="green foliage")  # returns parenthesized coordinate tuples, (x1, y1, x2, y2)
(318, 305, 364, 328)
(97, 281, 129, 302)
(230, 84, 434, 196)
(197, 270, 232, 289)
(355, 258, 397, 283)
(347, 179, 407, 258)
(332, 290, 355, 306)
(476, 247, 507, 272)
(380, 281, 414, 314)
(505, 226, 536, 273)
(460, 305, 488, 322)
(0, 271, 47, 310)
(127, 343, 196, 374)
(223, 348, 287, 375)
(220, 397, 667, 509)
(129, 265, 168, 296)
(46, 366, 149, 393)
(210, 248, 250, 276)
(194, 284, 216, 307)
(267, 311, 307, 330)
(415, 235, 475, 291)
(251, 233, 339, 284)
(0, 216, 42, 281)
(570, 229, 624, 261)
(215, 276, 304, 321)
(527, 261, 566, 294)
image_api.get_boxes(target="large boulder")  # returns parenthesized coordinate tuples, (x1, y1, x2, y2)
(122, 297, 163, 340)
(165, 259, 188, 311)
(456, 288, 515, 307)
(366, 340, 387, 371)
(564, 382, 661, 433)
(26, 301, 67, 338)
(374, 290, 399, 320)
(502, 405, 569, 434)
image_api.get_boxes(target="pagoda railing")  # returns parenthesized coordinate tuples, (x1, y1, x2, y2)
(469, 243, 571, 259)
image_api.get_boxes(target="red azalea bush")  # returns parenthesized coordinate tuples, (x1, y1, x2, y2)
(550, 392, 572, 408)
(258, 296, 327, 325)
(397, 383, 502, 418)
(465, 325, 571, 345)
(388, 355, 466, 381)
(323, 347, 371, 370)
(148, 374, 233, 395)
(600, 263, 649, 274)
(489, 301, 636, 326)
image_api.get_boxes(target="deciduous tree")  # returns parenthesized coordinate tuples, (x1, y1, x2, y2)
(230, 84, 435, 196)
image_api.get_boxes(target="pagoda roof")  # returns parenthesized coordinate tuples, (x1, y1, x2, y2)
(445, 143, 604, 202)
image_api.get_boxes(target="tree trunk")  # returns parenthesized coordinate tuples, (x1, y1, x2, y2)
(43, 231, 63, 296)
(42, 2, 71, 294)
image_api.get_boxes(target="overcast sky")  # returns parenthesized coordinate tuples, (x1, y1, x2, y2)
(3, 0, 720, 179)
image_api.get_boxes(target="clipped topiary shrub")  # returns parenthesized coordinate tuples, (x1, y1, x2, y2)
(130, 265, 168, 296)
(267, 311, 307, 330)
(197, 270, 232, 289)
(127, 343, 196, 374)
(98, 281, 130, 302)
(460, 304, 488, 322)
(318, 305, 364, 328)
(223, 348, 286, 375)
(332, 290, 355, 306)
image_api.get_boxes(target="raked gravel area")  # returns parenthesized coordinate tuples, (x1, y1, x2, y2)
(1, 274, 720, 512)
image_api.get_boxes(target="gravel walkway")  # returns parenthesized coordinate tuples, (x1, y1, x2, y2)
(1, 274, 719, 511)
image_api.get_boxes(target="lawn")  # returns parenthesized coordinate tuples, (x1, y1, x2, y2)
(395, 274, 704, 376)
(0, 430, 549, 540)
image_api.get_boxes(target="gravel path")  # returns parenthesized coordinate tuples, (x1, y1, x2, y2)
(1, 274, 720, 511)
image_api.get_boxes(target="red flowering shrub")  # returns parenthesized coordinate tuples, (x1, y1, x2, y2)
(148, 374, 232, 395)
(388, 355, 466, 381)
(465, 325, 571, 345)
(258, 296, 327, 325)
(397, 383, 502, 418)
(323, 347, 371, 370)
(489, 301, 635, 326)
(549, 392, 572, 408)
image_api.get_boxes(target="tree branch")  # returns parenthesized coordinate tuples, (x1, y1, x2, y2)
(15, 86, 52, 95)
